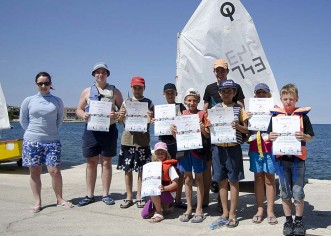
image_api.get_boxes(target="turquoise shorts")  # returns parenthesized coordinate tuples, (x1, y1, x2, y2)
(248, 152, 277, 174)
(22, 140, 61, 167)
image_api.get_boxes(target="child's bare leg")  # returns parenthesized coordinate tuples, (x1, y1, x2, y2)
(219, 179, 229, 218)
(202, 160, 211, 206)
(175, 173, 184, 203)
(136, 171, 142, 200)
(151, 196, 162, 215)
(265, 173, 276, 216)
(254, 172, 265, 216)
(184, 171, 193, 214)
(282, 199, 292, 217)
(125, 172, 133, 200)
(194, 172, 204, 214)
(294, 200, 304, 217)
(229, 180, 239, 220)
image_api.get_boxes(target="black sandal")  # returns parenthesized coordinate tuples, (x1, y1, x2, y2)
(136, 199, 146, 208)
(77, 196, 95, 207)
(120, 199, 134, 209)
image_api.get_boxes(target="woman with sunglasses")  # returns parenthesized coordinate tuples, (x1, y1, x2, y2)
(19, 72, 73, 213)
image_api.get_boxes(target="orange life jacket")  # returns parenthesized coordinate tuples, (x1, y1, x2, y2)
(162, 159, 178, 192)
(270, 106, 311, 160)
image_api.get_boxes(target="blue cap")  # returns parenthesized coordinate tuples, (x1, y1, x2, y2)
(219, 80, 237, 90)
(254, 83, 270, 93)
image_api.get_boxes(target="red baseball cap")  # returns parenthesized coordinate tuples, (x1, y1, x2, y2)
(130, 76, 145, 87)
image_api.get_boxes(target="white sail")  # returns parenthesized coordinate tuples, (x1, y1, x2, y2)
(0, 82, 11, 130)
(176, 0, 281, 108)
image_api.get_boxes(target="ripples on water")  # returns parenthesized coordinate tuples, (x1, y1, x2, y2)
(1, 123, 330, 180)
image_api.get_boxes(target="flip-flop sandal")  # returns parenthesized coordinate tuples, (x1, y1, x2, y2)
(120, 199, 134, 209)
(57, 201, 74, 208)
(267, 216, 278, 225)
(102, 196, 115, 205)
(136, 199, 146, 208)
(226, 218, 239, 228)
(179, 213, 193, 222)
(191, 213, 206, 223)
(77, 196, 95, 207)
(252, 215, 263, 224)
(149, 213, 164, 223)
(31, 205, 42, 213)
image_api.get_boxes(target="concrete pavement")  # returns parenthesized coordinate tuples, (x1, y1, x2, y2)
(0, 161, 330, 236)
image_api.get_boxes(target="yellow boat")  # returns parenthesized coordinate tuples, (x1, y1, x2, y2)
(0, 139, 23, 164)
(0, 82, 23, 166)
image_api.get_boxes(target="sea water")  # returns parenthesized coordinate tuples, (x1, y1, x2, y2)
(1, 123, 330, 180)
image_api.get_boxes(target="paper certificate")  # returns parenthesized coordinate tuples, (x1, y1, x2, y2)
(208, 106, 236, 144)
(154, 104, 176, 136)
(124, 100, 148, 132)
(174, 114, 202, 151)
(141, 162, 162, 197)
(248, 98, 273, 131)
(87, 100, 112, 132)
(272, 116, 301, 155)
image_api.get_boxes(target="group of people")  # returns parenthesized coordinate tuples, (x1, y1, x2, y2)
(19, 59, 314, 236)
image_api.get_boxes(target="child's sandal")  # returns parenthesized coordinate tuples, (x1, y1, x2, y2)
(120, 199, 134, 209)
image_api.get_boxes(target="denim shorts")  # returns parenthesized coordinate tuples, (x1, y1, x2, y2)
(177, 150, 207, 174)
(249, 152, 277, 174)
(82, 124, 118, 158)
(277, 157, 305, 200)
(212, 145, 245, 182)
(22, 140, 61, 167)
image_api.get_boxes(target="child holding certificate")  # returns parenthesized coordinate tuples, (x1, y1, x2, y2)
(76, 63, 123, 207)
(141, 142, 179, 223)
(268, 84, 314, 236)
(172, 88, 209, 223)
(246, 83, 278, 225)
(117, 76, 154, 209)
(159, 83, 186, 209)
(207, 80, 249, 228)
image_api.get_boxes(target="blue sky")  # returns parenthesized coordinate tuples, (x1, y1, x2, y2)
(0, 0, 330, 124)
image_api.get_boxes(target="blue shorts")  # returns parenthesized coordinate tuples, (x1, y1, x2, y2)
(277, 158, 305, 201)
(249, 152, 277, 174)
(82, 124, 118, 158)
(212, 145, 244, 182)
(177, 150, 206, 174)
(22, 140, 61, 167)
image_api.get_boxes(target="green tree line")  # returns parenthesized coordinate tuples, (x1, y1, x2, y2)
(7, 107, 20, 121)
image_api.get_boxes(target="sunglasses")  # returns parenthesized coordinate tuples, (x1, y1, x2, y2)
(36, 82, 51, 86)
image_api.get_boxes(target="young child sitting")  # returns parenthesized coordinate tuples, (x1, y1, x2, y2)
(141, 142, 179, 223)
